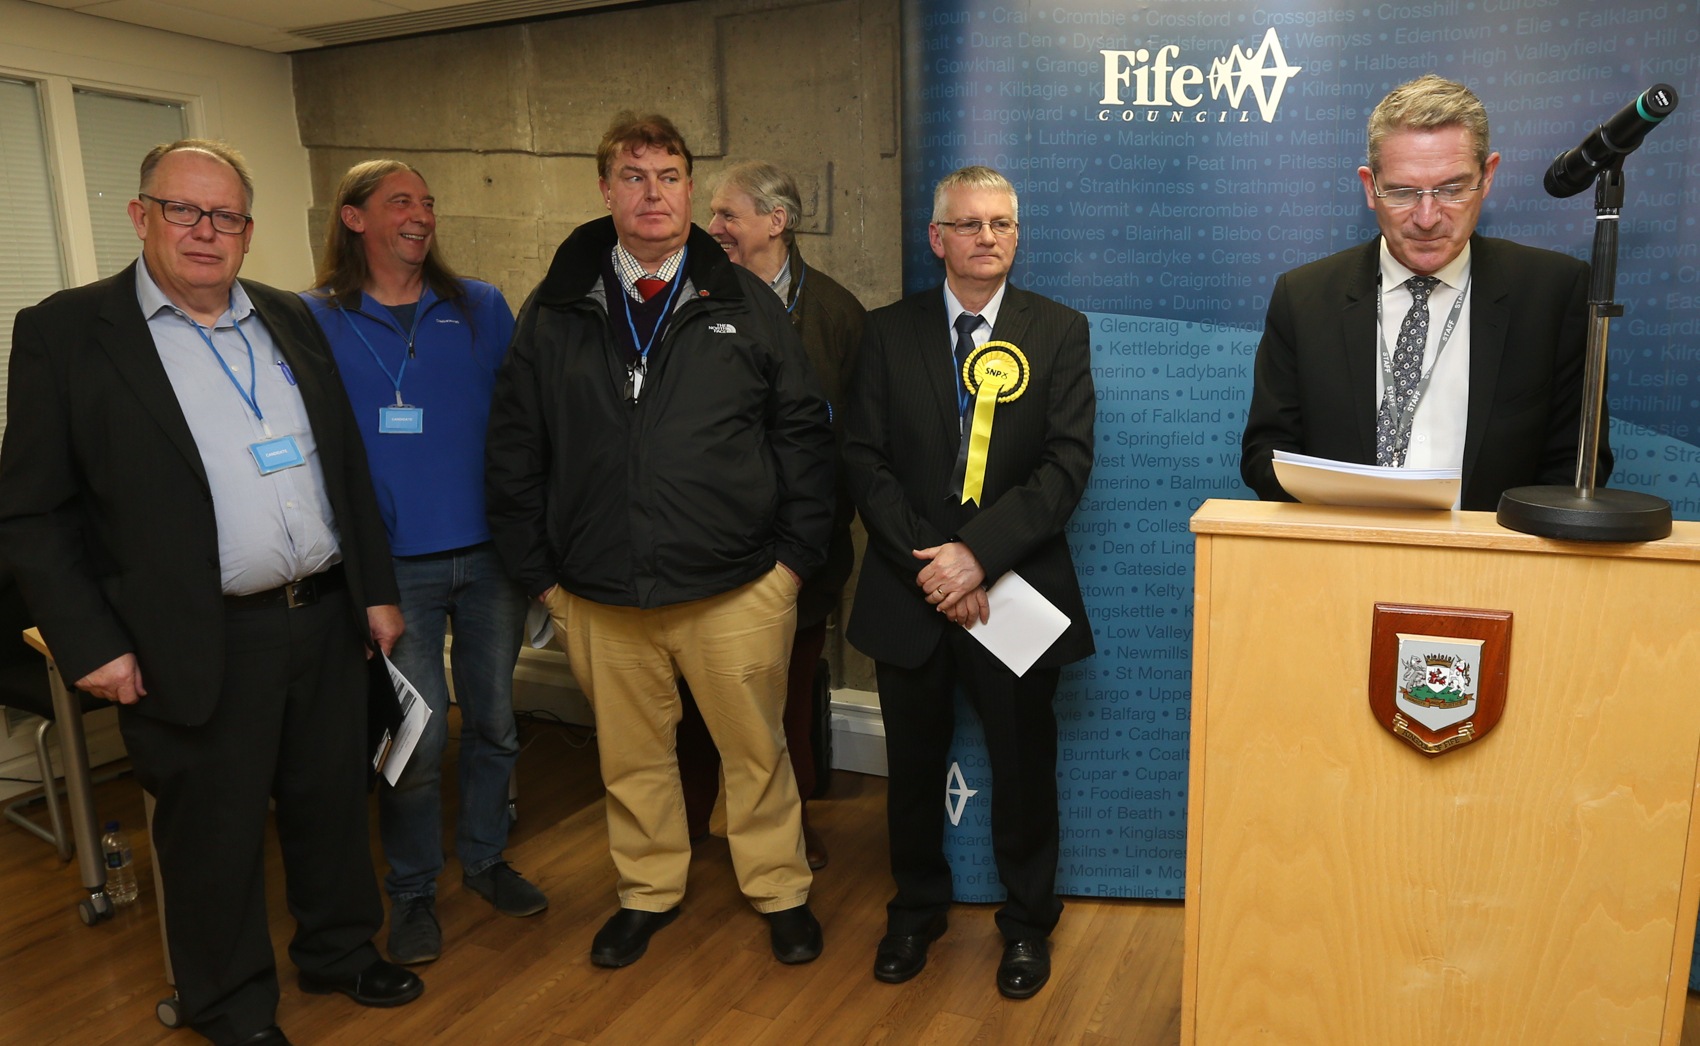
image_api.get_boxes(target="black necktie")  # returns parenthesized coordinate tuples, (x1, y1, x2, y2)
(953, 311, 982, 415)
(1375, 275, 1440, 467)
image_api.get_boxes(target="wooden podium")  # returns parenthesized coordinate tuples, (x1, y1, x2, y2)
(1182, 500, 1700, 1046)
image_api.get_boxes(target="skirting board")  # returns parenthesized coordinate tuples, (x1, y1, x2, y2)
(830, 688, 886, 777)
(0, 704, 126, 804)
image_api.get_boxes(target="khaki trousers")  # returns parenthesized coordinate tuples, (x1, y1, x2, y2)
(547, 565, 812, 913)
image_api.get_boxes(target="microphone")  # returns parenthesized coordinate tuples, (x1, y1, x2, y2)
(1545, 84, 1680, 197)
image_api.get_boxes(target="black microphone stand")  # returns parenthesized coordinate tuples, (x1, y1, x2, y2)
(1496, 158, 1674, 541)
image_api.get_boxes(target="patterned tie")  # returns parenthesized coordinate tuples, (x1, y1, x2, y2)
(635, 276, 667, 301)
(1375, 275, 1440, 467)
(953, 311, 982, 415)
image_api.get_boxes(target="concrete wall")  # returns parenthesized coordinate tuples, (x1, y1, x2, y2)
(0, 0, 314, 289)
(292, 0, 905, 688)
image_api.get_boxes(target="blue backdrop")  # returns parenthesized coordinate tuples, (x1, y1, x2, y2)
(907, 0, 1700, 900)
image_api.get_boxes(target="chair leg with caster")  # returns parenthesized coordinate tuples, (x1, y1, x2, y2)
(78, 889, 114, 926)
(156, 992, 184, 1028)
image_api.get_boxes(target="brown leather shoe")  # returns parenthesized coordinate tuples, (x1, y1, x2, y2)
(804, 824, 829, 871)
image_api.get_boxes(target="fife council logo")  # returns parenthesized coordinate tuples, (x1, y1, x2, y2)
(1098, 28, 1303, 124)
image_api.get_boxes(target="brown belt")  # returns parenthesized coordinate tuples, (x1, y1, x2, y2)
(223, 564, 346, 611)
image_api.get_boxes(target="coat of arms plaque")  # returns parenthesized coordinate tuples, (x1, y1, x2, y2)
(1368, 603, 1512, 755)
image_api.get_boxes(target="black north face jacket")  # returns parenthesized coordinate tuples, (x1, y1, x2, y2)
(486, 217, 835, 608)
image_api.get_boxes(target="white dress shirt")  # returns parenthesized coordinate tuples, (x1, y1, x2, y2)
(1374, 239, 1473, 478)
(136, 257, 341, 595)
(944, 278, 1009, 432)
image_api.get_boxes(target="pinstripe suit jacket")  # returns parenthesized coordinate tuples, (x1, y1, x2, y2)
(843, 282, 1096, 670)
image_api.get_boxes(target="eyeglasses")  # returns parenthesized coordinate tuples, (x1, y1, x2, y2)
(139, 194, 252, 234)
(1370, 176, 1482, 210)
(934, 218, 1018, 237)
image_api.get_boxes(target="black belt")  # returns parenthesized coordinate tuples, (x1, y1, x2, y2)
(224, 564, 346, 611)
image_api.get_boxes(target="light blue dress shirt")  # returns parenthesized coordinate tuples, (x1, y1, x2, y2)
(135, 257, 341, 596)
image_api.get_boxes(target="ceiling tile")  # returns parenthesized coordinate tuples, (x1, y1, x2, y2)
(379, 0, 507, 10)
(148, 0, 410, 28)
(74, 0, 311, 49)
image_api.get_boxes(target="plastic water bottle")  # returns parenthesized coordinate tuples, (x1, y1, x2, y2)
(101, 820, 138, 904)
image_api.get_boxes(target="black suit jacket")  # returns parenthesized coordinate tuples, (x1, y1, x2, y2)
(0, 262, 398, 727)
(844, 283, 1095, 670)
(1240, 234, 1607, 511)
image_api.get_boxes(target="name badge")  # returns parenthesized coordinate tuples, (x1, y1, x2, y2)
(250, 434, 306, 475)
(379, 406, 424, 434)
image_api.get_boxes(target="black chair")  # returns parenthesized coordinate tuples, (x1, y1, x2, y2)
(0, 565, 115, 865)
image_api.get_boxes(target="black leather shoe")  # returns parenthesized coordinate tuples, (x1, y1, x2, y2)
(298, 958, 424, 1007)
(227, 1028, 292, 1046)
(996, 938, 1051, 999)
(873, 912, 948, 983)
(767, 903, 823, 964)
(591, 906, 680, 967)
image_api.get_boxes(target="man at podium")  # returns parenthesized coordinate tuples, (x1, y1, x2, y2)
(1240, 74, 1610, 510)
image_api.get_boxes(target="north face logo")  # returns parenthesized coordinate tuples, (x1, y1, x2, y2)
(710, 323, 736, 334)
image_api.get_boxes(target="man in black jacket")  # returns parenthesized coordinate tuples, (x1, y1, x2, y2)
(844, 166, 1095, 999)
(1241, 75, 1607, 508)
(675, 160, 867, 871)
(0, 140, 420, 1046)
(486, 113, 835, 968)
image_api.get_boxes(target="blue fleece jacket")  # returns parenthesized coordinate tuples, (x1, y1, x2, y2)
(302, 280, 515, 557)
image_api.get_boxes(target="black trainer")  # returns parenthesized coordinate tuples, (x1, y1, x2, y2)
(386, 895, 441, 965)
(463, 861, 548, 917)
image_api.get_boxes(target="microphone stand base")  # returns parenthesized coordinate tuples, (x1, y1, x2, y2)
(1497, 485, 1672, 542)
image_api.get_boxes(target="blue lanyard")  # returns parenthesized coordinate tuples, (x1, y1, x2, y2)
(344, 305, 420, 405)
(184, 305, 264, 425)
(785, 258, 806, 315)
(622, 245, 688, 366)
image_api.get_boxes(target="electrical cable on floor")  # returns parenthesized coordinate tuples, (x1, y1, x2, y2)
(514, 708, 595, 750)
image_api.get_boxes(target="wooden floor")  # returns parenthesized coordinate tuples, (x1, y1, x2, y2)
(8, 712, 1700, 1045)
(0, 713, 1186, 1046)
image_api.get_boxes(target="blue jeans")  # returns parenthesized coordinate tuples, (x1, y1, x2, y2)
(379, 542, 526, 901)
(1691, 916, 1700, 991)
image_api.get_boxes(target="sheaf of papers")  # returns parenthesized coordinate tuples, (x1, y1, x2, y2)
(524, 600, 555, 649)
(1272, 449, 1461, 510)
(964, 570, 1071, 678)
(380, 654, 432, 787)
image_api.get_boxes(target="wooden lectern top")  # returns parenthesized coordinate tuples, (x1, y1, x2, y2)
(1189, 497, 1700, 561)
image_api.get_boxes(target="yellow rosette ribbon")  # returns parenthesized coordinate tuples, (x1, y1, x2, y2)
(960, 341, 1030, 505)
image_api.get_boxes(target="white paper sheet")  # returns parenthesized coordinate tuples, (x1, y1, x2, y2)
(964, 571, 1072, 677)
(1272, 449, 1461, 510)
(524, 600, 555, 649)
(380, 654, 432, 787)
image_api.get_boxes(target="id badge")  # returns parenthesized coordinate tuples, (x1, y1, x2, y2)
(379, 406, 424, 434)
(250, 434, 306, 475)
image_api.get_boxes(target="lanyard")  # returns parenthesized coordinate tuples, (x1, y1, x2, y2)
(1375, 272, 1470, 466)
(345, 304, 423, 406)
(622, 245, 688, 371)
(784, 258, 806, 315)
(184, 305, 270, 435)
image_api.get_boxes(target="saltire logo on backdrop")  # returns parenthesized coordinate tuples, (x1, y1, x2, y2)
(1099, 29, 1306, 121)
(906, 0, 1699, 901)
